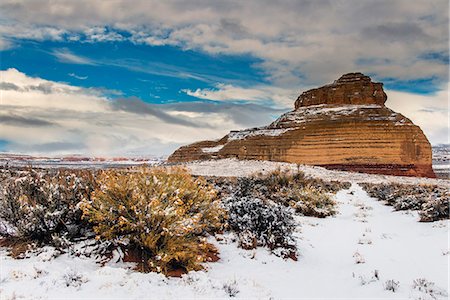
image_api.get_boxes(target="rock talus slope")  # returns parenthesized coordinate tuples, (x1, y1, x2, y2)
(169, 73, 435, 178)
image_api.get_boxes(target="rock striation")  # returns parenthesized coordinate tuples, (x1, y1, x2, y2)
(169, 73, 435, 178)
(294, 73, 386, 108)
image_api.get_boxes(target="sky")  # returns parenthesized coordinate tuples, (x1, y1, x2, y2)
(0, 0, 448, 157)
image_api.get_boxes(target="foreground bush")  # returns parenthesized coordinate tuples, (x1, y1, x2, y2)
(219, 170, 341, 218)
(0, 169, 95, 247)
(225, 196, 297, 258)
(289, 186, 337, 218)
(81, 167, 225, 274)
(361, 183, 449, 222)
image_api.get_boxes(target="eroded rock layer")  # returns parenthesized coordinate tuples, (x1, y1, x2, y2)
(169, 73, 435, 178)
(294, 72, 387, 109)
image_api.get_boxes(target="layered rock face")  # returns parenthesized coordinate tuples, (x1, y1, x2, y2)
(169, 73, 435, 178)
(294, 73, 386, 108)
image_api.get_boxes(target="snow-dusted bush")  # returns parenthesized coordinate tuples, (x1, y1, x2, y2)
(361, 183, 449, 222)
(357, 270, 379, 286)
(0, 169, 95, 246)
(257, 168, 351, 194)
(412, 278, 448, 299)
(419, 197, 449, 222)
(214, 170, 341, 219)
(62, 268, 88, 288)
(223, 279, 239, 297)
(225, 195, 296, 258)
(384, 279, 400, 292)
(289, 186, 336, 218)
(81, 167, 225, 274)
(353, 251, 365, 264)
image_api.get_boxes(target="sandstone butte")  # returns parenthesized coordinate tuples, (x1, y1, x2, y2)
(169, 73, 436, 178)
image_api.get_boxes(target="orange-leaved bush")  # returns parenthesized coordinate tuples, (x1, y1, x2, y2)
(81, 167, 225, 274)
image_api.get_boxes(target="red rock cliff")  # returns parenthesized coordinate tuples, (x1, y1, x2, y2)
(169, 73, 435, 178)
(294, 72, 387, 109)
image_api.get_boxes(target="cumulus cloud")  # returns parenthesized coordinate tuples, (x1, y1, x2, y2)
(0, 0, 447, 86)
(0, 69, 285, 156)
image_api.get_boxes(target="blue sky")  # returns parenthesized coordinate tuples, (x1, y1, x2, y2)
(0, 0, 448, 156)
(1, 39, 267, 104)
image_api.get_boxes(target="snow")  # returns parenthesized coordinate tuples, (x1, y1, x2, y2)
(228, 128, 294, 141)
(0, 158, 164, 169)
(270, 104, 405, 128)
(201, 145, 224, 153)
(433, 164, 450, 170)
(184, 158, 450, 187)
(1, 184, 448, 299)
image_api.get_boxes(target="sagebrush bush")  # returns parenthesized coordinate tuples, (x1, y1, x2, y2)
(419, 197, 449, 222)
(290, 186, 336, 218)
(223, 170, 339, 218)
(257, 168, 351, 194)
(0, 169, 95, 247)
(81, 167, 225, 274)
(361, 182, 449, 222)
(225, 194, 296, 258)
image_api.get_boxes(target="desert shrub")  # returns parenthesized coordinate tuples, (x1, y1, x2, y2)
(419, 197, 449, 222)
(207, 169, 348, 205)
(223, 279, 240, 297)
(225, 195, 296, 258)
(392, 195, 426, 211)
(412, 278, 448, 299)
(289, 186, 336, 218)
(0, 169, 96, 247)
(384, 279, 400, 292)
(62, 268, 88, 288)
(81, 167, 225, 274)
(217, 171, 341, 219)
(256, 168, 350, 194)
(361, 183, 449, 222)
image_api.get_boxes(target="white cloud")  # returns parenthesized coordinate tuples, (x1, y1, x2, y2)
(83, 27, 124, 42)
(52, 48, 96, 65)
(0, 0, 447, 87)
(386, 86, 449, 145)
(68, 73, 88, 80)
(182, 83, 298, 108)
(0, 69, 280, 156)
(0, 23, 67, 41)
(0, 37, 12, 50)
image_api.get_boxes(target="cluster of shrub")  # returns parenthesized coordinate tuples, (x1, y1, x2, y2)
(0, 167, 224, 274)
(0, 168, 96, 248)
(0, 166, 346, 275)
(209, 170, 350, 259)
(360, 182, 449, 222)
(211, 169, 350, 218)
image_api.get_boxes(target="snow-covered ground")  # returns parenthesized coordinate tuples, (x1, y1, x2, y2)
(1, 183, 448, 299)
(184, 158, 450, 187)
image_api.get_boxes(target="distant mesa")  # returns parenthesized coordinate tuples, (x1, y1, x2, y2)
(169, 72, 435, 178)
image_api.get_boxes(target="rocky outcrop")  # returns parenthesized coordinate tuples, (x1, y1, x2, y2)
(294, 73, 386, 109)
(169, 73, 435, 178)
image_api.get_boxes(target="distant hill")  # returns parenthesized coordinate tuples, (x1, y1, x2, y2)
(432, 144, 449, 179)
